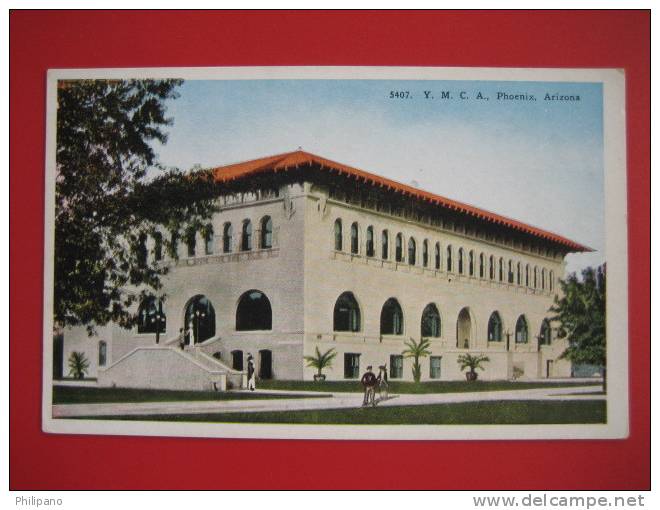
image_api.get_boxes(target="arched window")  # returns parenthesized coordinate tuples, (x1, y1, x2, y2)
(446, 245, 453, 272)
(98, 341, 107, 367)
(136, 233, 147, 268)
(458, 248, 464, 274)
(185, 227, 196, 257)
(153, 232, 163, 262)
(261, 216, 273, 249)
(421, 303, 441, 338)
(395, 233, 403, 262)
(184, 295, 216, 344)
(204, 225, 214, 255)
(223, 223, 233, 253)
(498, 257, 504, 281)
(366, 226, 374, 257)
(533, 266, 538, 288)
(469, 250, 475, 276)
(515, 315, 529, 344)
(137, 296, 166, 334)
(380, 298, 403, 335)
(489, 255, 495, 279)
(241, 220, 252, 251)
(487, 312, 502, 342)
(333, 292, 361, 332)
(381, 230, 389, 259)
(408, 238, 416, 265)
(541, 268, 546, 290)
(525, 264, 530, 287)
(549, 270, 554, 292)
(517, 262, 521, 285)
(169, 231, 179, 258)
(539, 319, 552, 345)
(479, 253, 485, 278)
(334, 219, 343, 251)
(508, 260, 514, 283)
(236, 290, 272, 331)
(456, 307, 472, 349)
(434, 242, 441, 270)
(350, 222, 359, 254)
(422, 240, 429, 267)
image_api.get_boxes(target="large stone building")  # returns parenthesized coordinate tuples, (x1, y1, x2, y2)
(58, 150, 590, 390)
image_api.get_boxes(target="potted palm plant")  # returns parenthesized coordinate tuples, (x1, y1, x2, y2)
(68, 351, 90, 379)
(304, 347, 337, 381)
(457, 353, 490, 381)
(402, 338, 431, 383)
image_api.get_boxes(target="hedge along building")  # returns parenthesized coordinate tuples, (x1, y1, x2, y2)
(59, 150, 590, 390)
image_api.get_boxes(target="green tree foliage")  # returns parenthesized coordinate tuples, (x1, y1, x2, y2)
(402, 338, 431, 383)
(303, 347, 338, 379)
(55, 79, 218, 332)
(550, 265, 606, 368)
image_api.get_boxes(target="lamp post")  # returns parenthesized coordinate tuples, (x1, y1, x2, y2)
(154, 301, 165, 344)
(194, 309, 206, 345)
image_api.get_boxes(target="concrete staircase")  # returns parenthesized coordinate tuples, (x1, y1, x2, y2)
(97, 345, 246, 392)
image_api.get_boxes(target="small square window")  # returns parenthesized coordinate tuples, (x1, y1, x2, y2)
(390, 355, 403, 379)
(430, 356, 442, 379)
(344, 353, 360, 379)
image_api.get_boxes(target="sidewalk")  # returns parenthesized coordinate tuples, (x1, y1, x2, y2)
(52, 384, 604, 418)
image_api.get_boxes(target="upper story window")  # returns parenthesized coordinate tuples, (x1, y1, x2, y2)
(515, 315, 529, 344)
(333, 291, 361, 332)
(350, 222, 359, 254)
(533, 266, 538, 288)
(487, 311, 503, 342)
(334, 219, 343, 251)
(498, 257, 504, 281)
(539, 318, 552, 345)
(468, 250, 474, 276)
(169, 231, 179, 258)
(381, 230, 389, 259)
(525, 264, 530, 287)
(479, 253, 485, 278)
(422, 240, 429, 267)
(223, 222, 233, 253)
(153, 232, 163, 262)
(261, 216, 273, 249)
(517, 262, 521, 285)
(380, 297, 404, 335)
(242, 219, 252, 251)
(541, 268, 546, 290)
(185, 228, 196, 257)
(446, 245, 453, 272)
(98, 341, 107, 367)
(366, 226, 374, 257)
(508, 260, 514, 283)
(489, 255, 495, 280)
(395, 233, 403, 262)
(549, 270, 554, 292)
(408, 238, 416, 266)
(435, 242, 441, 270)
(204, 225, 214, 255)
(458, 248, 464, 274)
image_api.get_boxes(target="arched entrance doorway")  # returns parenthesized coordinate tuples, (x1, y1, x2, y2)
(259, 349, 273, 379)
(456, 307, 473, 349)
(184, 295, 216, 345)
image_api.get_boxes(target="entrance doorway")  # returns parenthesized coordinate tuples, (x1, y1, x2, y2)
(259, 349, 272, 379)
(231, 350, 244, 371)
(456, 307, 472, 349)
(183, 295, 216, 345)
(546, 360, 554, 378)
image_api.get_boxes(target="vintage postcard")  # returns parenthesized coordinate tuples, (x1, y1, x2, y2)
(42, 66, 627, 440)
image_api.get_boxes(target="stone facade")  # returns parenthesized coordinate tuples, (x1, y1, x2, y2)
(60, 154, 580, 386)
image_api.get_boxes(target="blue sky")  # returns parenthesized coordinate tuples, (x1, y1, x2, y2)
(155, 79, 604, 275)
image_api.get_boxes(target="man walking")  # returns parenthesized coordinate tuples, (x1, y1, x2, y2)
(360, 365, 377, 407)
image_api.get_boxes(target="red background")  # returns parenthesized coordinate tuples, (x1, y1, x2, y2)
(9, 10, 650, 490)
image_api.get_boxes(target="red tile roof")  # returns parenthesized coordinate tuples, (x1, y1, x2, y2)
(211, 150, 591, 253)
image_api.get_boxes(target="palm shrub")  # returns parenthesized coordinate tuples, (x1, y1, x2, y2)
(402, 338, 431, 383)
(304, 347, 337, 380)
(68, 351, 90, 379)
(457, 353, 490, 381)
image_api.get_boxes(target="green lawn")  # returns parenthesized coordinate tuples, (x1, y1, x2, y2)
(257, 379, 600, 394)
(52, 385, 329, 405)
(74, 400, 606, 425)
